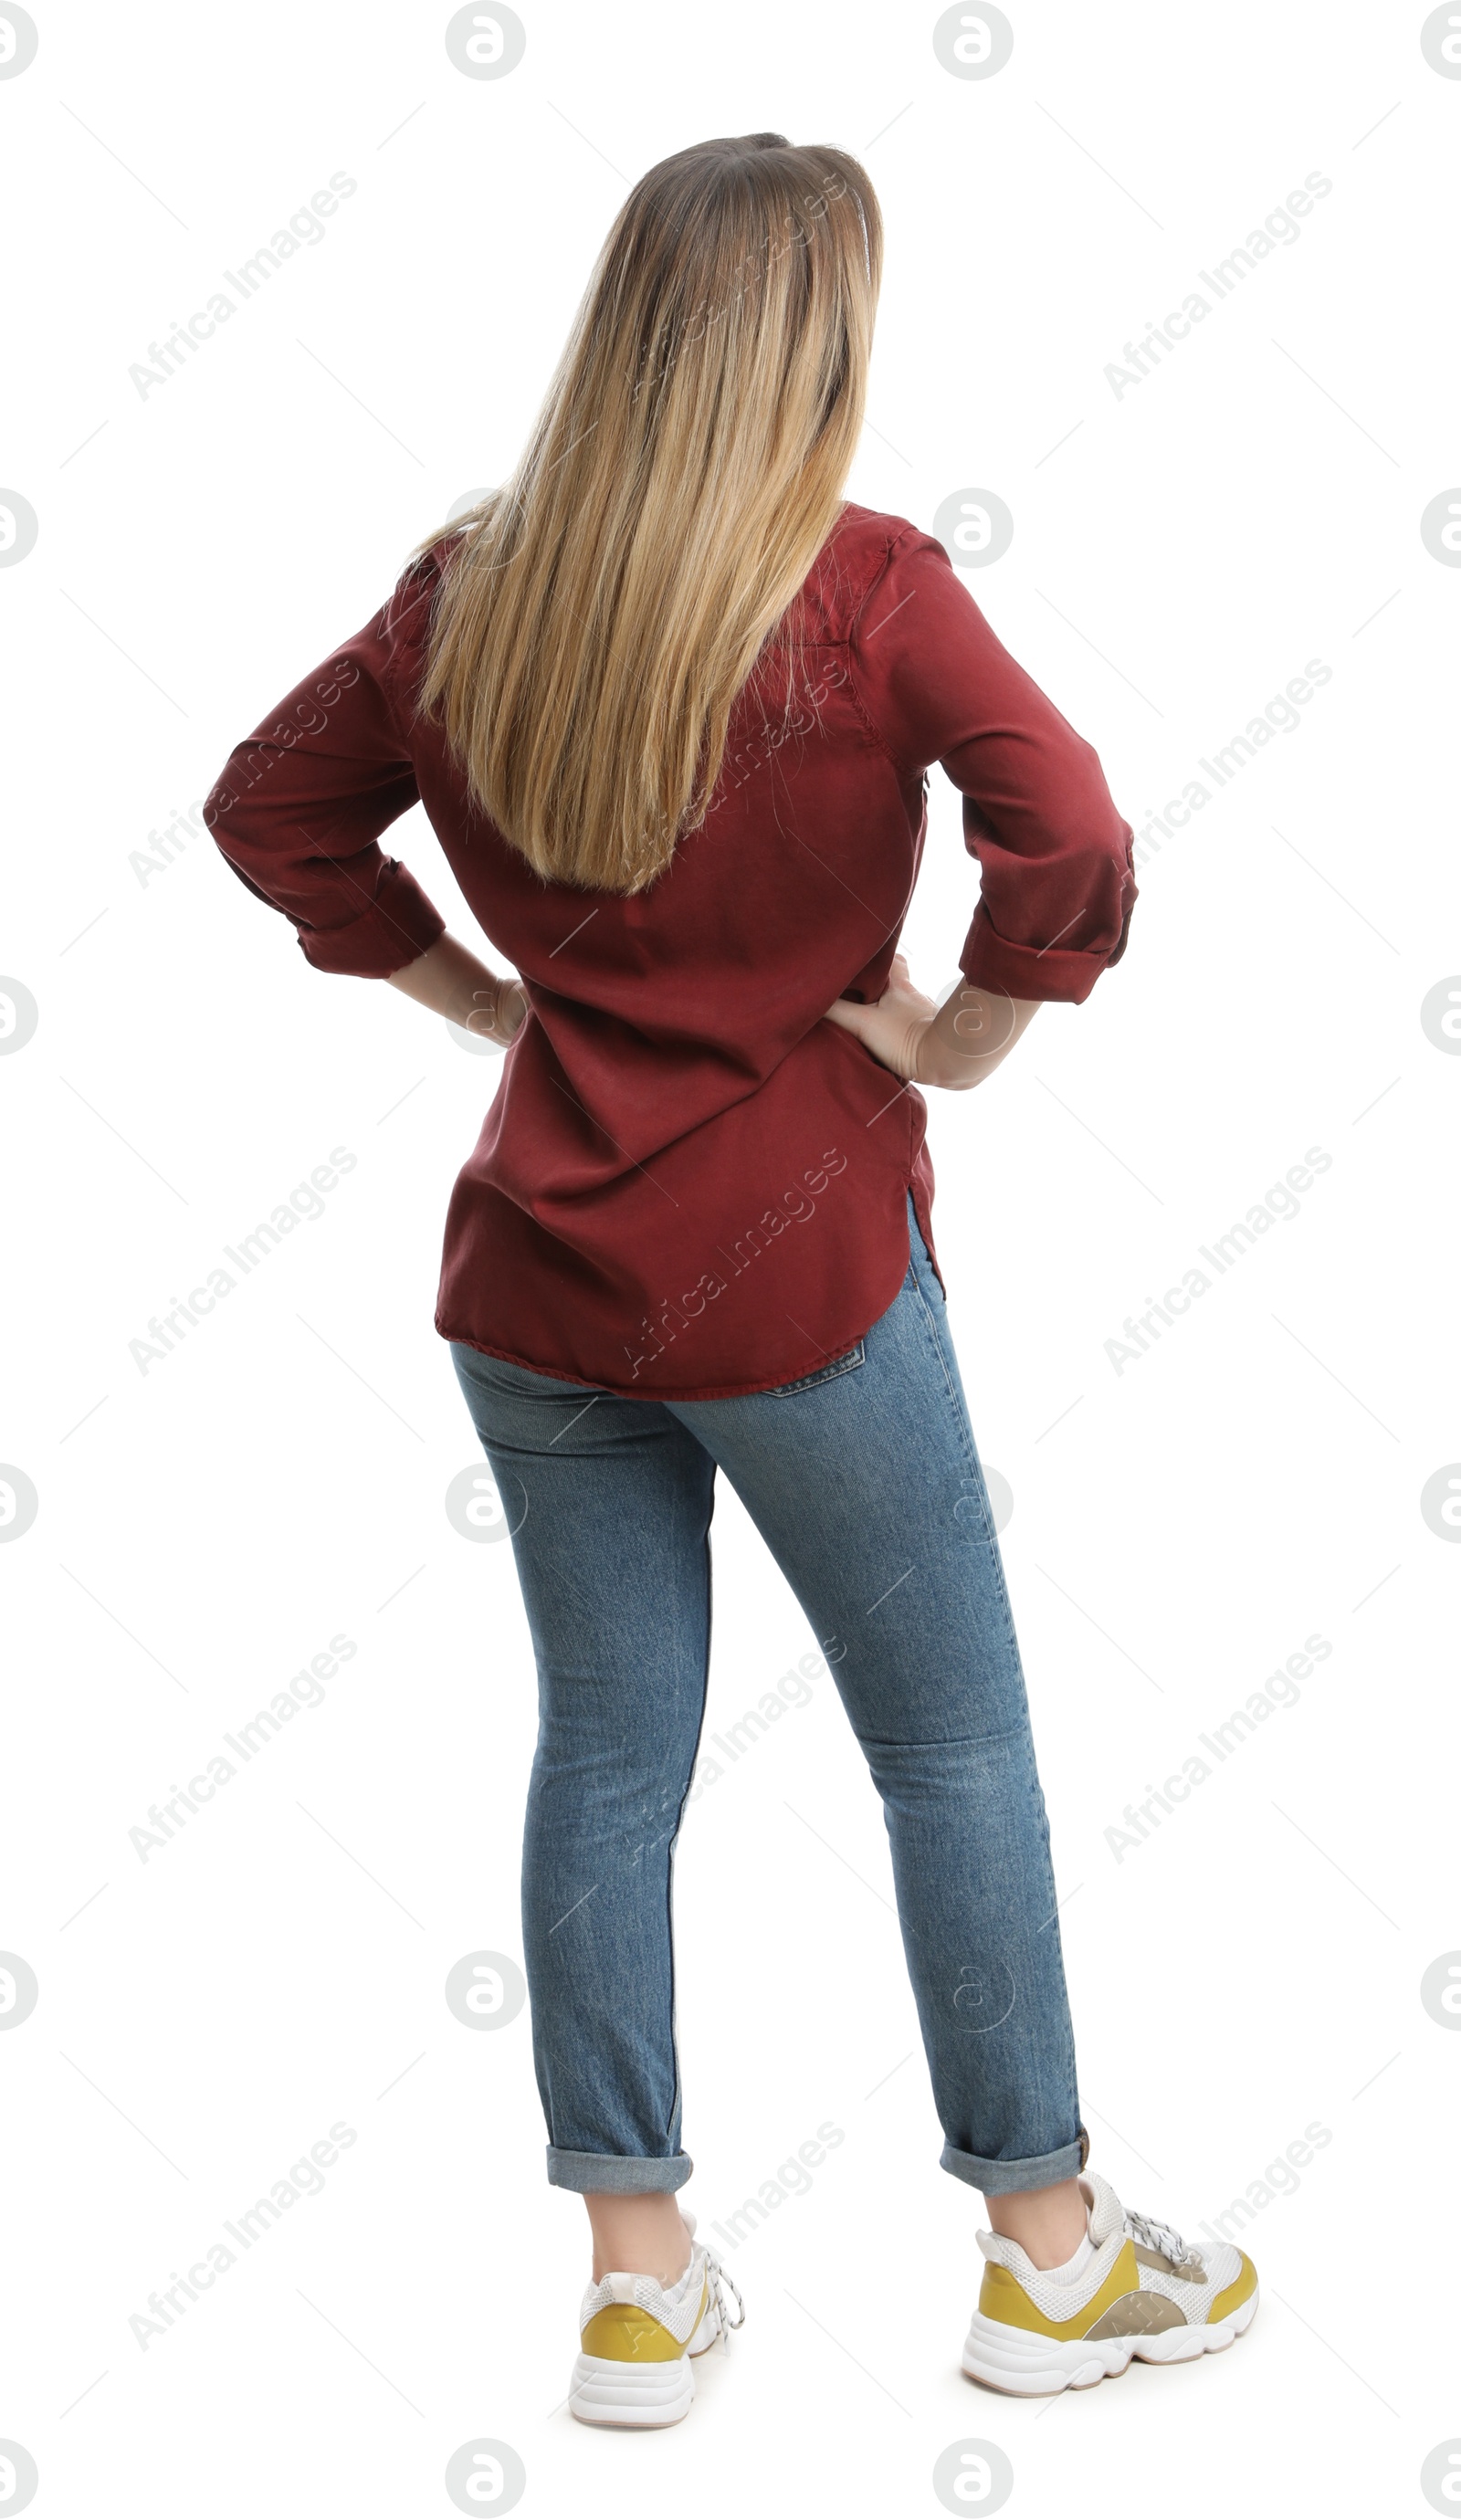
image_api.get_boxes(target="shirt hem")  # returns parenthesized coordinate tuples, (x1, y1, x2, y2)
(435, 1171, 926, 1402)
(435, 1317, 899, 1404)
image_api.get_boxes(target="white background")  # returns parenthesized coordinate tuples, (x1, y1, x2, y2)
(3, 3, 1458, 2514)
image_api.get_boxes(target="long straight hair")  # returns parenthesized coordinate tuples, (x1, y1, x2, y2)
(412, 133, 882, 895)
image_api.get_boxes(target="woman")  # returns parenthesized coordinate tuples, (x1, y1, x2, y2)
(205, 132, 1258, 2421)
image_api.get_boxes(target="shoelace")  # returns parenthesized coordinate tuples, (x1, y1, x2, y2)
(1123, 2205, 1202, 2271)
(702, 2244, 746, 2343)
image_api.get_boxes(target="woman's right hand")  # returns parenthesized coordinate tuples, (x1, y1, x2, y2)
(823, 953, 1042, 1091)
(823, 952, 938, 1082)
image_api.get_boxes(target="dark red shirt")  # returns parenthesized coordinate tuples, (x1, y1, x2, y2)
(205, 503, 1136, 1398)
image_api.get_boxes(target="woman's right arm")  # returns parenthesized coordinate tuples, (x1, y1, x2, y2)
(824, 952, 1041, 1089)
(839, 524, 1139, 1069)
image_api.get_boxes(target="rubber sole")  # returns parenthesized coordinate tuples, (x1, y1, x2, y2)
(569, 2296, 723, 2429)
(961, 2286, 1259, 2397)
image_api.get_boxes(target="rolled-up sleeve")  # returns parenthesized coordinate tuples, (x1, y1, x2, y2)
(849, 527, 1137, 1003)
(203, 586, 447, 980)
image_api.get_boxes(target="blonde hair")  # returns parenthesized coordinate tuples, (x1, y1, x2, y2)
(412, 132, 882, 895)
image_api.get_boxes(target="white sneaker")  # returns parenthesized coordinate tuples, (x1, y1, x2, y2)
(962, 2170, 1258, 2397)
(568, 2210, 745, 2429)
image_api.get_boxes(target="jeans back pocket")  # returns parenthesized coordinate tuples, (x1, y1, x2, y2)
(764, 1339, 867, 1398)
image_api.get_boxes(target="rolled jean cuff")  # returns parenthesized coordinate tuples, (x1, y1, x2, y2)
(941, 2125, 1089, 2197)
(547, 2146, 695, 2195)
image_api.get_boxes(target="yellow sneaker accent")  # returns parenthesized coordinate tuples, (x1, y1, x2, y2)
(977, 2240, 1140, 2341)
(580, 2279, 709, 2362)
(1206, 2252, 1257, 2324)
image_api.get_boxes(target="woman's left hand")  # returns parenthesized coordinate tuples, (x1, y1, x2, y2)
(386, 933, 527, 1045)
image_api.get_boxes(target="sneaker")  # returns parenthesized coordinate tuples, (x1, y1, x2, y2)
(962, 2170, 1258, 2396)
(568, 2210, 745, 2429)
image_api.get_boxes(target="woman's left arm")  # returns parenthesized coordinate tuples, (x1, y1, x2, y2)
(386, 933, 526, 1045)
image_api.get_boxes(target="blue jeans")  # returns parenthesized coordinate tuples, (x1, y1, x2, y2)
(450, 1192, 1088, 2199)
